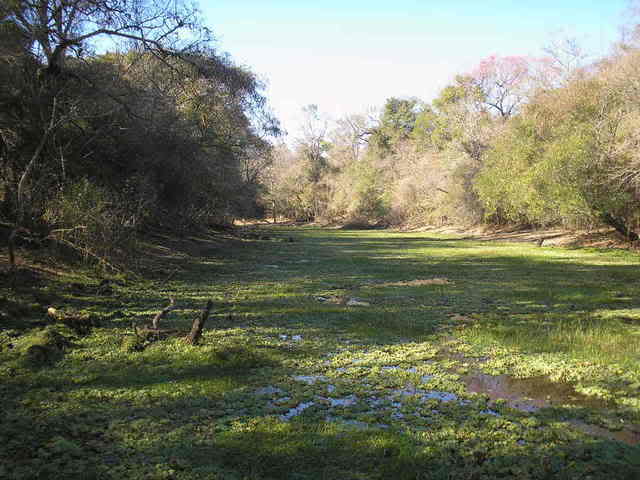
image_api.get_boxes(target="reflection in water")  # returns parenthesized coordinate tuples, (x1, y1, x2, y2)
(569, 421, 640, 446)
(462, 374, 609, 411)
(462, 373, 639, 446)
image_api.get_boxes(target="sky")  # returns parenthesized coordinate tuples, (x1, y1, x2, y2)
(201, 0, 631, 138)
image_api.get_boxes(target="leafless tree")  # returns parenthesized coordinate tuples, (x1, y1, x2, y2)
(7, 0, 209, 73)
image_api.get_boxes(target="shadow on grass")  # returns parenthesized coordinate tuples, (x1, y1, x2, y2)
(3, 226, 640, 478)
(6, 394, 639, 479)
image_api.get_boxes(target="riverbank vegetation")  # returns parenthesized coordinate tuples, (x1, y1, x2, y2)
(263, 34, 640, 242)
(1, 0, 279, 269)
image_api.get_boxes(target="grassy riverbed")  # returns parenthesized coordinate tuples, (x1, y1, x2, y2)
(1, 227, 639, 479)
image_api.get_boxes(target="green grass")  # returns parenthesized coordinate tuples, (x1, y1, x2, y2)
(1, 227, 640, 479)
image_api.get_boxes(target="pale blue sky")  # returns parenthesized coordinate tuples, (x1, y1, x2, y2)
(201, 1, 630, 137)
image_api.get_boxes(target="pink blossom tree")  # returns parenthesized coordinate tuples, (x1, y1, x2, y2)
(470, 55, 560, 119)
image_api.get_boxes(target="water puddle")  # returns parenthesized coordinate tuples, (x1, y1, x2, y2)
(462, 372, 640, 446)
(569, 421, 640, 446)
(292, 375, 327, 385)
(280, 401, 314, 420)
(462, 373, 609, 412)
(390, 385, 459, 403)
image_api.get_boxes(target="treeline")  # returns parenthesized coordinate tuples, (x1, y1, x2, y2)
(264, 37, 640, 239)
(1, 0, 278, 265)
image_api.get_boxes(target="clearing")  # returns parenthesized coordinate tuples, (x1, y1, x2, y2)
(1, 227, 640, 479)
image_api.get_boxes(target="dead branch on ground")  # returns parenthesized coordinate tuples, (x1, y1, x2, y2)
(186, 300, 213, 345)
(151, 297, 175, 329)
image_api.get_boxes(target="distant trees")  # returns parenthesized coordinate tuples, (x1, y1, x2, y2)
(260, 39, 640, 237)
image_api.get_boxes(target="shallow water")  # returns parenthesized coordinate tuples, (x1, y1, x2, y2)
(462, 373, 609, 412)
(462, 372, 639, 445)
(569, 421, 640, 446)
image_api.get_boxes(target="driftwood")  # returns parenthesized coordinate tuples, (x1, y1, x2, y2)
(151, 297, 175, 329)
(121, 299, 214, 352)
(186, 300, 213, 345)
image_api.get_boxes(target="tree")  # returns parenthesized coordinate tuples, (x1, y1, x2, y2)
(371, 97, 420, 153)
(469, 55, 531, 119)
(330, 113, 373, 164)
(4, 0, 208, 74)
(296, 104, 329, 183)
(429, 76, 495, 162)
(1, 2, 281, 267)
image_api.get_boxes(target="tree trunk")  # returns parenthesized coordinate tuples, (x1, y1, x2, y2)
(187, 300, 213, 345)
(8, 228, 17, 269)
(601, 212, 639, 241)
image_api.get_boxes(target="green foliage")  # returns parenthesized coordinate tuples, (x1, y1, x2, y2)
(371, 97, 420, 153)
(2, 228, 640, 478)
(476, 75, 640, 231)
(0, 9, 279, 266)
(120, 334, 146, 353)
(16, 325, 74, 366)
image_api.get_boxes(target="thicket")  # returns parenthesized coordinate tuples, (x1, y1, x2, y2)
(263, 36, 640, 239)
(1, 0, 279, 267)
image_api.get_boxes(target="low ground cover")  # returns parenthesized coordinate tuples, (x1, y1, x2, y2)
(1, 227, 639, 479)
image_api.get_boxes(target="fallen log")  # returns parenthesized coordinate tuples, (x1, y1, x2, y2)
(186, 300, 213, 345)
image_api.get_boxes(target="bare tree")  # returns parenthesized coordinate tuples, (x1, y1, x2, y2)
(6, 0, 209, 73)
(469, 55, 531, 119)
(331, 113, 373, 164)
(543, 34, 590, 81)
